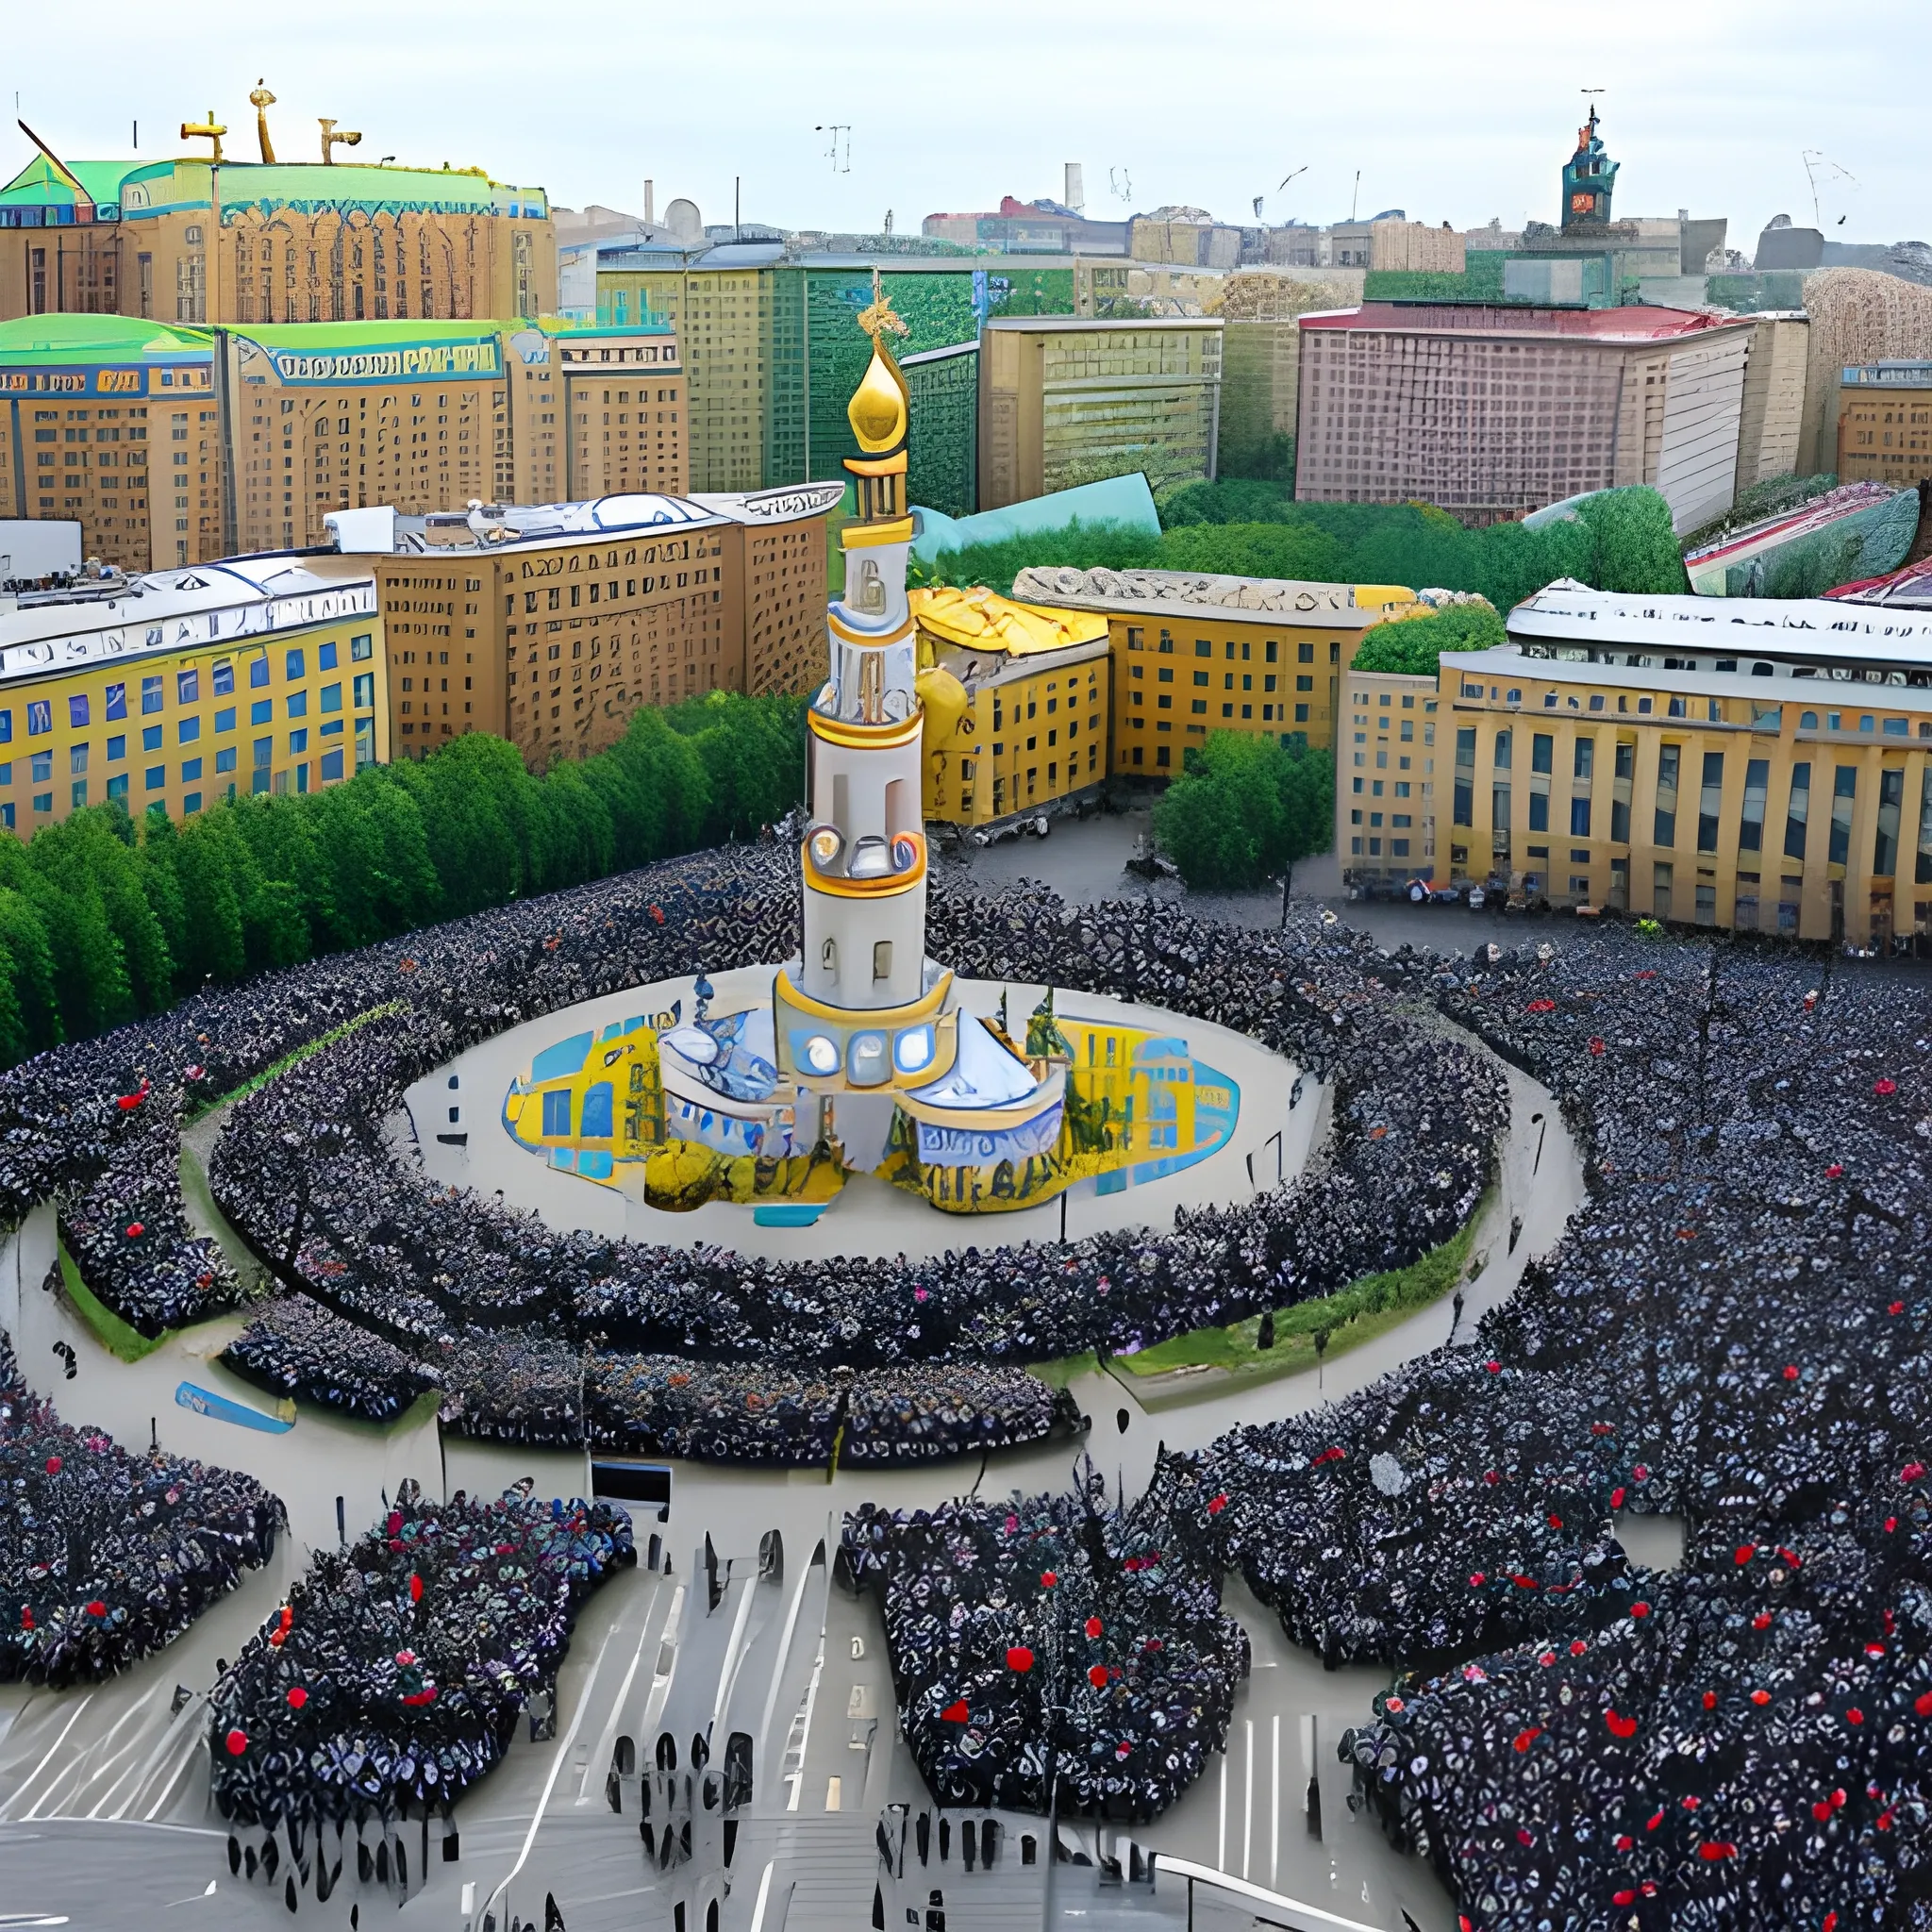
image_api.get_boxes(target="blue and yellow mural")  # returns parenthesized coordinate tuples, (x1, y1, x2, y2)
(502, 990, 1238, 1217)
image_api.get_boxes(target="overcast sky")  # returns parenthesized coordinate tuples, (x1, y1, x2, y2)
(10, 0, 1926, 247)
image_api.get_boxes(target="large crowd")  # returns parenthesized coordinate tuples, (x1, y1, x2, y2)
(207, 1478, 634, 1843)
(0, 842, 1499, 1469)
(1322, 935, 1932, 1928)
(841, 1451, 1249, 1823)
(0, 1330, 283, 1687)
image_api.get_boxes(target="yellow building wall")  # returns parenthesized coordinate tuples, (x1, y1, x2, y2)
(1437, 665, 1932, 945)
(1838, 382, 1932, 488)
(924, 653, 1108, 826)
(1107, 604, 1404, 775)
(0, 609, 386, 837)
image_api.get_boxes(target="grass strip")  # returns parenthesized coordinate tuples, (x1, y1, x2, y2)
(58, 1241, 169, 1363)
(185, 1001, 405, 1122)
(1114, 1192, 1489, 1387)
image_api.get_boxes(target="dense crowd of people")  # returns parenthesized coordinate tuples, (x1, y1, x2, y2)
(223, 1295, 437, 1424)
(841, 1452, 1249, 1822)
(1322, 934, 1932, 1927)
(0, 1331, 283, 1687)
(0, 841, 1499, 1466)
(208, 1478, 634, 1839)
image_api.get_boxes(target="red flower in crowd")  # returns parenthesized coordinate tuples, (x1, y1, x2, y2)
(1007, 1646, 1034, 1674)
(1207, 1493, 1228, 1516)
(1088, 1664, 1108, 1689)
(1784, 1364, 1800, 1380)
(125, 1223, 144, 1240)
(1589, 1038, 1606, 1056)
(941, 1699, 968, 1723)
(43, 1456, 60, 1474)
(1512, 1727, 1542, 1753)
(1826, 1164, 1844, 1178)
(1084, 1616, 1103, 1640)
(1874, 1078, 1897, 1096)
(1605, 1709, 1638, 1740)
(287, 1686, 308, 1710)
(1040, 1570, 1058, 1589)
(225, 1729, 247, 1756)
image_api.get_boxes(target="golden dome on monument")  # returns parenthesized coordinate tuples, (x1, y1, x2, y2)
(847, 342, 908, 454)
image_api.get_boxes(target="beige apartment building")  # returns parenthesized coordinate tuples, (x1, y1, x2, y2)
(322, 480, 841, 768)
(978, 318, 1223, 509)
(1435, 582, 1932, 945)
(0, 314, 684, 570)
(1340, 667, 1441, 880)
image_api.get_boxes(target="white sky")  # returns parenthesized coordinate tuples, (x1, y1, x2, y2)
(9, 0, 1927, 246)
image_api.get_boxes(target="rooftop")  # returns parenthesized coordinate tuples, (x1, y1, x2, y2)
(1013, 566, 1412, 625)
(0, 153, 547, 220)
(329, 483, 847, 556)
(0, 558, 375, 687)
(909, 586, 1108, 657)
(1300, 303, 1748, 341)
(0, 313, 210, 365)
(1507, 580, 1932, 668)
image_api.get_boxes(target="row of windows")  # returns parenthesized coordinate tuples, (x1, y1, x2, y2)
(1451, 733, 1932, 879)
(3, 672, 376, 743)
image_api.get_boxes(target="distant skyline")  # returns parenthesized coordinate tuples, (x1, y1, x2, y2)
(10, 0, 1928, 248)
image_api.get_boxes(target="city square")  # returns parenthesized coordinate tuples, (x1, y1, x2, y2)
(1, 22, 1930, 1932)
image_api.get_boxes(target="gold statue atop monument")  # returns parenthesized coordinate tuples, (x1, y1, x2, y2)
(248, 82, 277, 164)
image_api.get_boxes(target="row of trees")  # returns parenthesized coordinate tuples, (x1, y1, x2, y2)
(1150, 733, 1335, 894)
(0, 692, 806, 1069)
(918, 484, 1690, 612)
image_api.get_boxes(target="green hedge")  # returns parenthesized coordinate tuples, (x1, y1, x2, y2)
(919, 485, 1689, 610)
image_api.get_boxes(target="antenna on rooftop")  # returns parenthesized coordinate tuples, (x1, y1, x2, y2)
(814, 125, 851, 174)
(1108, 166, 1132, 205)
(1801, 149, 1859, 229)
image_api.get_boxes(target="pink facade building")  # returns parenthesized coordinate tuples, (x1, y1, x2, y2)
(1293, 303, 1757, 531)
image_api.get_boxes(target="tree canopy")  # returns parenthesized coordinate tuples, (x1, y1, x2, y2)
(0, 692, 807, 1071)
(912, 485, 1689, 608)
(1152, 732, 1334, 893)
(1353, 599, 1507, 676)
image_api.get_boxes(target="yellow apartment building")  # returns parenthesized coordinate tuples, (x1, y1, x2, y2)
(1439, 582, 1932, 944)
(1009, 566, 1413, 775)
(0, 557, 385, 835)
(908, 585, 1110, 828)
(1340, 666, 1441, 880)
(1838, 363, 1932, 488)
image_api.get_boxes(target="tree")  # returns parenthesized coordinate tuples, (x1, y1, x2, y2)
(1353, 600, 1506, 676)
(1272, 736, 1335, 908)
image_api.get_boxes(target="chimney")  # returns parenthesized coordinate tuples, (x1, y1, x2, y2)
(1064, 162, 1085, 215)
(644, 179, 656, 225)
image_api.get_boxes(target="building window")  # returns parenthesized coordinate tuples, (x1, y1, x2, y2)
(1453, 727, 1474, 825)
(1655, 743, 1680, 848)
(142, 675, 163, 713)
(1874, 768, 1904, 878)
(1697, 751, 1724, 854)
(1828, 766, 1857, 867)
(1784, 761, 1810, 860)
(1739, 758, 1769, 853)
